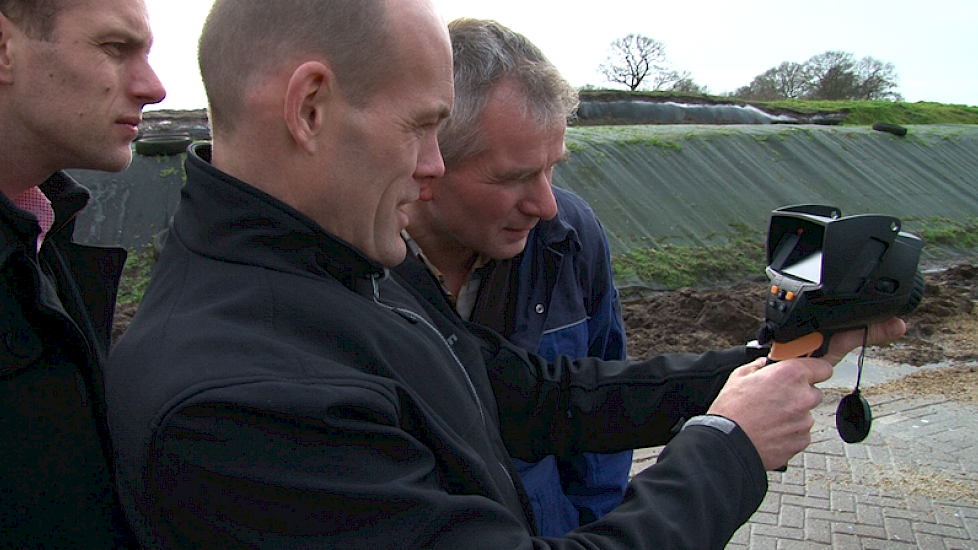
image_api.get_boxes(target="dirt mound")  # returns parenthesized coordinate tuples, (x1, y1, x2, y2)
(622, 263, 978, 366)
(622, 284, 765, 358)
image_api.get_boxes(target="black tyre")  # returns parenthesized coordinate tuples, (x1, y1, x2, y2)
(871, 122, 908, 137)
(134, 134, 193, 156)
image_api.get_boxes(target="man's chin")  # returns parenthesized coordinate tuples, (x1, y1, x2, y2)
(376, 241, 408, 268)
(88, 149, 134, 173)
(492, 241, 529, 261)
(114, 155, 135, 172)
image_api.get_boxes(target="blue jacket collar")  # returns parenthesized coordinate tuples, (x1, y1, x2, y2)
(532, 187, 583, 254)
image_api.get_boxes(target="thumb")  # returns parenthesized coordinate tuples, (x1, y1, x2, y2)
(824, 317, 907, 364)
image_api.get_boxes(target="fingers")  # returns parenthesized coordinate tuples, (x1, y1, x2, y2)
(800, 357, 833, 386)
(768, 359, 827, 410)
(709, 357, 830, 470)
(824, 317, 907, 364)
(868, 317, 907, 344)
(758, 355, 833, 386)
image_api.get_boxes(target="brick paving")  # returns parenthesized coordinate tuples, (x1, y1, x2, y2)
(630, 366, 978, 549)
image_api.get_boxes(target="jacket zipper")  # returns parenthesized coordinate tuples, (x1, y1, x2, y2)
(369, 275, 517, 490)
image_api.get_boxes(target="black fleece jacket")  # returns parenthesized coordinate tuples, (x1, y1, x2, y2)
(107, 143, 768, 549)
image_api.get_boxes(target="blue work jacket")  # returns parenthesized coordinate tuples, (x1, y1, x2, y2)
(470, 186, 631, 536)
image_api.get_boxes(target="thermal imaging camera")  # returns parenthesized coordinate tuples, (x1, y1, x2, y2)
(755, 205, 925, 443)
(757, 205, 924, 357)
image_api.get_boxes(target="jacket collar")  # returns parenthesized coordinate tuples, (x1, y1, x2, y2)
(40, 172, 90, 234)
(528, 187, 581, 254)
(178, 143, 387, 289)
(0, 171, 89, 257)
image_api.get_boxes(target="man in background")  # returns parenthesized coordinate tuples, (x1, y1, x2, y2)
(401, 18, 630, 536)
(0, 0, 165, 546)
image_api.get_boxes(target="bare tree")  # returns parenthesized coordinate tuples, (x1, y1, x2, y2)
(854, 57, 903, 101)
(772, 62, 809, 99)
(732, 50, 901, 102)
(665, 70, 710, 94)
(812, 64, 860, 100)
(805, 51, 857, 100)
(805, 51, 901, 101)
(731, 69, 783, 101)
(599, 34, 668, 91)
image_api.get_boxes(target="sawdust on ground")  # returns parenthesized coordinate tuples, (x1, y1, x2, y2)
(622, 262, 978, 503)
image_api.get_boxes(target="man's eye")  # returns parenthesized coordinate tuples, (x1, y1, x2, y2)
(102, 43, 125, 55)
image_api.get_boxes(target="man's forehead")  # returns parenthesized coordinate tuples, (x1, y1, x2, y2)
(54, 0, 151, 36)
(382, 3, 453, 124)
(474, 133, 567, 179)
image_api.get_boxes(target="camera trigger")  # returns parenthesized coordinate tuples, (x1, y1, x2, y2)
(767, 332, 823, 361)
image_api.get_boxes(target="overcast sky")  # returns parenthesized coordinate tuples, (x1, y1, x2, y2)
(146, 0, 978, 111)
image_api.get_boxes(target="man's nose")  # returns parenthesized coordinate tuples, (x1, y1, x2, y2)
(519, 173, 558, 221)
(132, 58, 167, 107)
(415, 131, 446, 180)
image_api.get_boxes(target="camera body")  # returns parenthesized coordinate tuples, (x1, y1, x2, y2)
(757, 205, 925, 355)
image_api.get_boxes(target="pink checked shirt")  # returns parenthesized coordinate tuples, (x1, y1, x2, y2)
(13, 186, 56, 252)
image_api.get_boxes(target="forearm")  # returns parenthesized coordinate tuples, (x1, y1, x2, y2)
(481, 328, 767, 460)
(586, 421, 767, 550)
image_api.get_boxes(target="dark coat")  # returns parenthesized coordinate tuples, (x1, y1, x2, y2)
(0, 173, 132, 548)
(108, 143, 768, 549)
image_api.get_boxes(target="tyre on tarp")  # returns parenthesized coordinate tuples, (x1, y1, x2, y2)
(134, 134, 193, 156)
(871, 122, 908, 137)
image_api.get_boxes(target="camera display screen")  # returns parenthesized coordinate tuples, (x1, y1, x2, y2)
(781, 250, 822, 283)
(768, 218, 825, 286)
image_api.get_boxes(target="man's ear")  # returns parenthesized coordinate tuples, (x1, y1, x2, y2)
(284, 61, 333, 154)
(0, 12, 18, 85)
